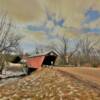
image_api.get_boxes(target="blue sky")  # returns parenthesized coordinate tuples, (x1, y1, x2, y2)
(83, 8, 100, 24)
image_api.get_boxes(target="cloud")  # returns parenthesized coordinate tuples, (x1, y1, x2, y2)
(26, 11, 65, 36)
(82, 28, 100, 34)
(45, 10, 65, 27)
(0, 0, 99, 27)
(0, 0, 100, 52)
(0, 0, 89, 26)
(24, 31, 47, 43)
(0, 0, 44, 22)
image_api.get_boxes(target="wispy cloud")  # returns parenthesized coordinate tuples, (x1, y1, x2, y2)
(46, 10, 65, 27)
(82, 27, 100, 34)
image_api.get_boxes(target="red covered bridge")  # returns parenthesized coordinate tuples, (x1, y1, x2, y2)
(26, 51, 58, 70)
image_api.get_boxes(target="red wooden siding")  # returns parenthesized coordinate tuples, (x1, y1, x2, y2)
(26, 56, 45, 69)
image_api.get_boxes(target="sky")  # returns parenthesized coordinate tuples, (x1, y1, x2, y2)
(0, 0, 100, 53)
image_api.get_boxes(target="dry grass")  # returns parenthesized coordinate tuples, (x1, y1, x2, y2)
(56, 67, 100, 86)
(0, 67, 100, 100)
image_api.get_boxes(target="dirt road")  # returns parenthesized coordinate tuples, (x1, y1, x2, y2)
(56, 67, 100, 87)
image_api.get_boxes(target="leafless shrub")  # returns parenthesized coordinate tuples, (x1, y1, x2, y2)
(73, 36, 100, 67)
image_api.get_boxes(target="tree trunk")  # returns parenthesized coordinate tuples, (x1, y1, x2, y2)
(66, 56, 69, 65)
(0, 65, 4, 74)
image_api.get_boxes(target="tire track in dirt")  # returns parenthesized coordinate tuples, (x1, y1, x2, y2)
(57, 69, 100, 91)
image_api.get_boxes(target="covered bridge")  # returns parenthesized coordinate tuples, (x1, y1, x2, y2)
(26, 50, 58, 70)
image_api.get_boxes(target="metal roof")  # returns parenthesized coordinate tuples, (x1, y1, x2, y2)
(29, 50, 58, 58)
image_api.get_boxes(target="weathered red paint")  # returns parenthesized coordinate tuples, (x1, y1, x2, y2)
(26, 56, 45, 69)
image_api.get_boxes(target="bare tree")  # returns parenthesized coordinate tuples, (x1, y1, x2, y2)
(46, 34, 80, 65)
(0, 14, 22, 74)
(77, 36, 100, 67)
